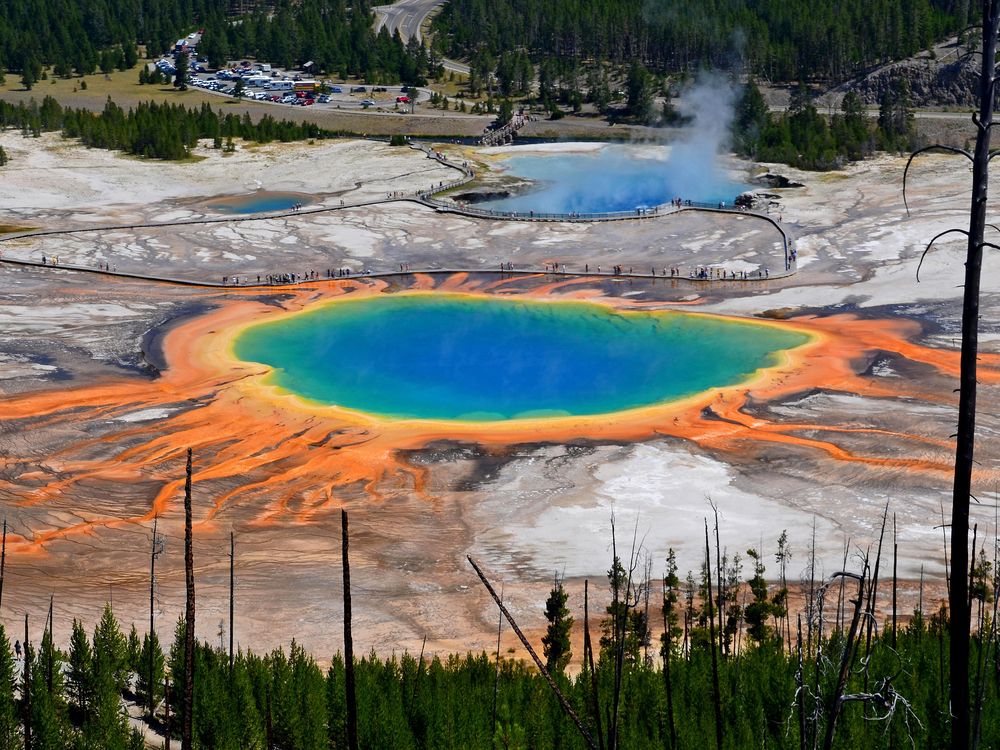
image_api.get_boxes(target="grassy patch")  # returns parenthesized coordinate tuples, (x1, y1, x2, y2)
(0, 224, 35, 234)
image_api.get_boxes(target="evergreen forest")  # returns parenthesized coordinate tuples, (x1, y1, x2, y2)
(0, 0, 432, 86)
(0, 97, 351, 161)
(0, 541, 996, 749)
(432, 0, 974, 82)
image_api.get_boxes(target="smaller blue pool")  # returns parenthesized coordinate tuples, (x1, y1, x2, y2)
(478, 145, 747, 215)
(207, 191, 312, 214)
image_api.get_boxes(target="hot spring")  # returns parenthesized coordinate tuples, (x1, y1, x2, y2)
(206, 191, 312, 214)
(475, 145, 748, 215)
(232, 295, 810, 421)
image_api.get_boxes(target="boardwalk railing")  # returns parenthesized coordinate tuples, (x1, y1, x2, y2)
(0, 141, 796, 285)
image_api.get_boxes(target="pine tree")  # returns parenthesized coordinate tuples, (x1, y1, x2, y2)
(743, 548, 777, 646)
(626, 62, 652, 120)
(67, 618, 93, 717)
(174, 51, 189, 90)
(28, 645, 66, 750)
(541, 575, 573, 674)
(126, 624, 141, 675)
(167, 616, 187, 738)
(136, 631, 165, 716)
(0, 625, 19, 749)
(735, 81, 771, 157)
(21, 58, 38, 90)
(122, 44, 138, 69)
(92, 604, 128, 694)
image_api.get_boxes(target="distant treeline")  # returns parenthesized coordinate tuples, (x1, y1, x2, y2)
(0, 0, 214, 78)
(733, 80, 918, 170)
(433, 0, 972, 82)
(0, 97, 349, 160)
(197, 0, 435, 85)
(0, 0, 432, 87)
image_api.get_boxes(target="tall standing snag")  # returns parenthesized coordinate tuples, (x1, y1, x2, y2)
(149, 516, 164, 717)
(229, 530, 235, 685)
(0, 517, 7, 614)
(182, 448, 195, 750)
(22, 613, 29, 749)
(342, 509, 358, 750)
(903, 5, 1000, 746)
(704, 521, 724, 750)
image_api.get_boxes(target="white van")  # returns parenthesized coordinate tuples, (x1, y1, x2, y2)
(271, 80, 294, 91)
(245, 76, 271, 88)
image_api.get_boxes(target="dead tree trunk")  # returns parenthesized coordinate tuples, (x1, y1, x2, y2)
(164, 676, 171, 750)
(182, 448, 195, 750)
(892, 531, 898, 649)
(583, 579, 605, 750)
(468, 556, 598, 750)
(341, 509, 358, 750)
(149, 516, 160, 717)
(46, 595, 53, 695)
(822, 572, 866, 750)
(661, 579, 676, 749)
(796, 615, 807, 750)
(22, 613, 30, 749)
(951, 6, 1000, 746)
(0, 517, 7, 614)
(704, 522, 723, 750)
(229, 530, 235, 686)
(491, 585, 503, 737)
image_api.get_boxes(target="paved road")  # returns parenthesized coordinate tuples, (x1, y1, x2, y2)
(770, 102, 974, 123)
(372, 0, 471, 75)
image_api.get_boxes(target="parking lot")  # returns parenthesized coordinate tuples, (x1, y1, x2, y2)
(156, 57, 426, 113)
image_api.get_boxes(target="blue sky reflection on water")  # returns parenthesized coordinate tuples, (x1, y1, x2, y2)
(478, 146, 748, 214)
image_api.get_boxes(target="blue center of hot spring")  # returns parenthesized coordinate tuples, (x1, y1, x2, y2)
(233, 295, 809, 421)
(211, 193, 309, 214)
(477, 147, 747, 214)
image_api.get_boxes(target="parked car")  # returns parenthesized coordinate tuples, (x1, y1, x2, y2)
(351, 86, 366, 93)
(373, 86, 387, 93)
(330, 86, 343, 93)
(396, 96, 410, 103)
(400, 85, 409, 92)
(317, 94, 330, 103)
(361, 98, 376, 106)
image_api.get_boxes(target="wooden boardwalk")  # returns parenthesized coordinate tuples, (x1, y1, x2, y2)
(0, 143, 796, 286)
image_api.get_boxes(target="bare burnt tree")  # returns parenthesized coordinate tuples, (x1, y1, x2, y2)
(0, 517, 6, 614)
(902, 5, 1000, 746)
(341, 509, 358, 750)
(182, 448, 195, 750)
(491, 584, 503, 736)
(149, 516, 164, 717)
(22, 614, 29, 749)
(704, 520, 723, 750)
(468, 556, 598, 750)
(582, 579, 605, 750)
(229, 530, 235, 685)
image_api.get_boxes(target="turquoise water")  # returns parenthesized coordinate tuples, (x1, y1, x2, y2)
(209, 192, 310, 214)
(233, 295, 809, 421)
(479, 146, 747, 214)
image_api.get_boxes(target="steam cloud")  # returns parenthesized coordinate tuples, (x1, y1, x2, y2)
(480, 74, 744, 214)
(659, 73, 740, 205)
